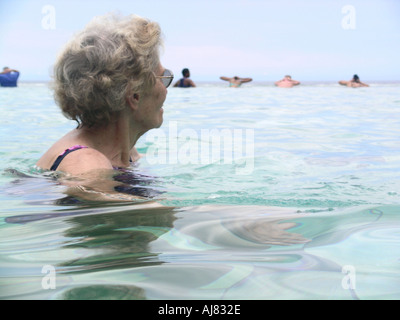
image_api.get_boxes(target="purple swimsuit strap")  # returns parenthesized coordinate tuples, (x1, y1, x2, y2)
(50, 145, 88, 171)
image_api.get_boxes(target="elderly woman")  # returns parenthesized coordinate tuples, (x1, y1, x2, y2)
(37, 14, 173, 177)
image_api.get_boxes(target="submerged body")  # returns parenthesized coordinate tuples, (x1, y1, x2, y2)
(339, 74, 369, 87)
(275, 75, 300, 88)
(220, 76, 252, 88)
(339, 80, 369, 88)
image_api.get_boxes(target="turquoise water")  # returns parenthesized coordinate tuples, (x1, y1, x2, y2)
(1, 82, 400, 299)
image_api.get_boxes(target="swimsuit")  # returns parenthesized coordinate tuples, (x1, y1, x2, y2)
(229, 82, 241, 88)
(46, 145, 162, 204)
(49, 145, 133, 171)
(0, 72, 20, 87)
(177, 78, 191, 88)
(50, 145, 88, 171)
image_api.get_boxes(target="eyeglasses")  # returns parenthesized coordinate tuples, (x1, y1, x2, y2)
(156, 69, 174, 88)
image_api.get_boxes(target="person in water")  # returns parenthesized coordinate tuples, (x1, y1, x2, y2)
(274, 75, 300, 88)
(36, 14, 173, 177)
(173, 68, 196, 88)
(0, 67, 20, 87)
(339, 74, 369, 87)
(220, 76, 252, 88)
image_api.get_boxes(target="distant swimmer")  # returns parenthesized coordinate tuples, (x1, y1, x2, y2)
(173, 68, 196, 88)
(0, 67, 20, 87)
(275, 75, 300, 88)
(339, 74, 369, 87)
(220, 76, 252, 88)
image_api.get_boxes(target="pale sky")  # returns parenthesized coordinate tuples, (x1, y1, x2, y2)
(0, 0, 399, 82)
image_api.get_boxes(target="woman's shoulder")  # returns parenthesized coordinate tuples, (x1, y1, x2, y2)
(56, 147, 113, 175)
(37, 142, 113, 174)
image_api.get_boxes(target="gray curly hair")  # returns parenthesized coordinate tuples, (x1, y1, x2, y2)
(53, 14, 163, 128)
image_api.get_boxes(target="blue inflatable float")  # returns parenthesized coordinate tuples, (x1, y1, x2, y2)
(0, 71, 20, 87)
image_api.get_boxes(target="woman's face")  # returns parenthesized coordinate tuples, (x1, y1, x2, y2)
(136, 63, 168, 131)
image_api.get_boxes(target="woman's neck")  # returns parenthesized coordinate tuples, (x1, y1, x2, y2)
(77, 111, 142, 167)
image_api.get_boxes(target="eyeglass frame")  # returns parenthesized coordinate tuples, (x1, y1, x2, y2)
(155, 69, 174, 88)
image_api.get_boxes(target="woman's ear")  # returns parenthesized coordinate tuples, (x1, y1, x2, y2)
(127, 93, 140, 111)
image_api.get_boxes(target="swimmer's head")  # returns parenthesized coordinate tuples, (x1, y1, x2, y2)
(182, 68, 190, 77)
(53, 14, 163, 128)
(353, 74, 360, 82)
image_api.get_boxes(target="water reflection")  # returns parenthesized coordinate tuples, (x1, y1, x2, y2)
(60, 205, 177, 272)
(1, 171, 399, 299)
(61, 284, 146, 300)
